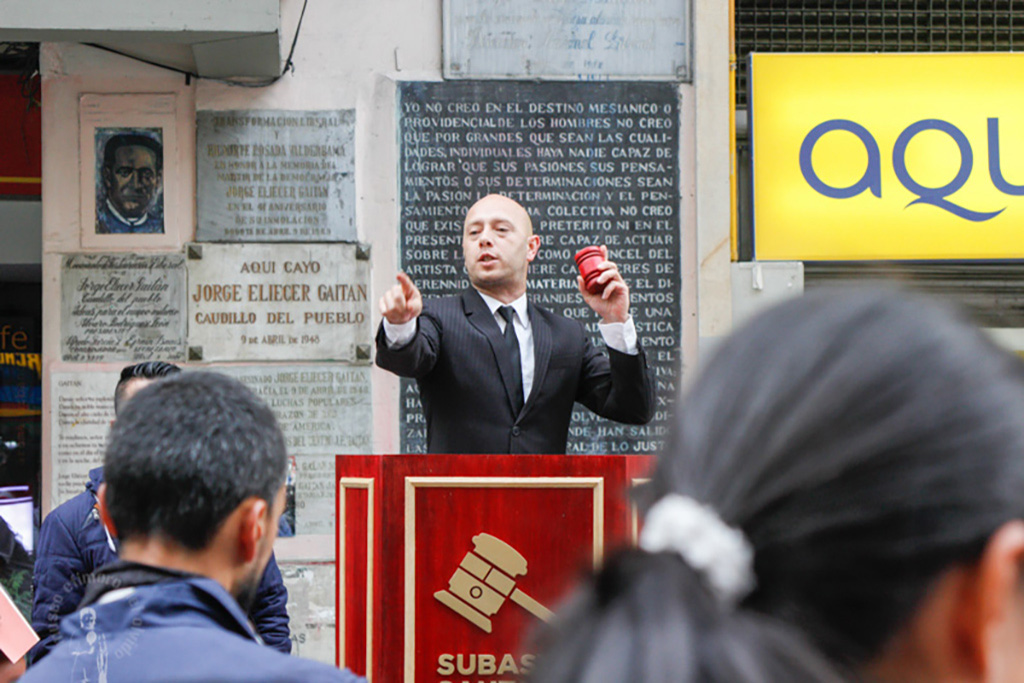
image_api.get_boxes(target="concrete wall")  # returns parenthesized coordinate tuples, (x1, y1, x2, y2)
(39, 0, 731, 665)
(693, 0, 733, 360)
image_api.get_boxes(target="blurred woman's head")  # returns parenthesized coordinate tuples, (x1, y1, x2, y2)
(531, 289, 1024, 683)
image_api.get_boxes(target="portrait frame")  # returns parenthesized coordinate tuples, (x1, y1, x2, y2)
(79, 93, 183, 249)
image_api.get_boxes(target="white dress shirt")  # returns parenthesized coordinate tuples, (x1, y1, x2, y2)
(383, 291, 638, 402)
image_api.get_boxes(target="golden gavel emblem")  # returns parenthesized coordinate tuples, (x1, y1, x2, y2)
(434, 533, 554, 633)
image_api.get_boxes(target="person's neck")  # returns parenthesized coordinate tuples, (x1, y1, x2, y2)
(473, 282, 526, 305)
(120, 538, 234, 595)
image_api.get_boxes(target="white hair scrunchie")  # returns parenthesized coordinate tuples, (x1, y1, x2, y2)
(638, 494, 756, 606)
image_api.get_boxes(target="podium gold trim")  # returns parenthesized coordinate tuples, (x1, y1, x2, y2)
(337, 478, 375, 681)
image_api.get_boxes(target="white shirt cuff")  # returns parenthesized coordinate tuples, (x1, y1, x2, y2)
(598, 316, 638, 355)
(383, 318, 417, 347)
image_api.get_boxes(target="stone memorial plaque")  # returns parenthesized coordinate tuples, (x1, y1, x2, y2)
(444, 0, 691, 80)
(186, 243, 371, 362)
(61, 254, 186, 362)
(196, 110, 356, 242)
(399, 81, 680, 455)
(220, 365, 371, 535)
(281, 562, 336, 665)
(50, 371, 119, 507)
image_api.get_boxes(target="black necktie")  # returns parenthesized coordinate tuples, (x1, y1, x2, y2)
(498, 306, 524, 413)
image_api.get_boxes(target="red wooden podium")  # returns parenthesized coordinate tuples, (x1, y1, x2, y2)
(335, 454, 652, 682)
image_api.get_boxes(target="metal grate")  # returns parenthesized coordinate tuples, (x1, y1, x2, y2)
(804, 262, 1024, 327)
(735, 1, 1024, 108)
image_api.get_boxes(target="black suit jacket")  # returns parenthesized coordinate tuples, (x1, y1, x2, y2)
(375, 288, 654, 454)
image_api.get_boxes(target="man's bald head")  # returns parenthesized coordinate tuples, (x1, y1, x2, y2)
(465, 194, 533, 236)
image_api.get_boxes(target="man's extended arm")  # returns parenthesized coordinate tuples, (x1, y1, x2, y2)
(374, 310, 442, 379)
(575, 328, 655, 424)
(574, 247, 654, 424)
(375, 272, 442, 378)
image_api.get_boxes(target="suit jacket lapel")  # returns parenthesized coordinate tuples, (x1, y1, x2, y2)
(522, 301, 551, 419)
(461, 288, 520, 414)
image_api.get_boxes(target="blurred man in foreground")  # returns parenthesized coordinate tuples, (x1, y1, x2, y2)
(30, 362, 291, 660)
(21, 372, 362, 682)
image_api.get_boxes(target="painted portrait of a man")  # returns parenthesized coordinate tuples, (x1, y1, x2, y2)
(95, 129, 164, 234)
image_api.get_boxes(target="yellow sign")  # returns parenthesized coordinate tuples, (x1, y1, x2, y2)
(751, 53, 1024, 260)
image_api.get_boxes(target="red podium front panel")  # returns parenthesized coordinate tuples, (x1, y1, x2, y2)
(336, 454, 652, 682)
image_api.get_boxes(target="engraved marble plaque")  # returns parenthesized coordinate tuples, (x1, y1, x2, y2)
(61, 254, 187, 362)
(398, 81, 681, 455)
(50, 370, 119, 507)
(281, 562, 336, 665)
(186, 243, 371, 362)
(444, 0, 691, 80)
(196, 110, 356, 242)
(220, 365, 372, 535)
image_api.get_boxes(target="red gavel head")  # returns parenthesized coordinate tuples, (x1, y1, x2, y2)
(574, 246, 604, 295)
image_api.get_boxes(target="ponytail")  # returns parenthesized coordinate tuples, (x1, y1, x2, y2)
(530, 550, 843, 683)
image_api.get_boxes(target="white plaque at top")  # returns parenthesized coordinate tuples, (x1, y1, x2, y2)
(444, 0, 691, 81)
(186, 243, 371, 362)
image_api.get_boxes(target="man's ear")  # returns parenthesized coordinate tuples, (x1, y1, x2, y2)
(955, 520, 1024, 680)
(236, 497, 269, 564)
(96, 483, 117, 539)
(526, 234, 541, 262)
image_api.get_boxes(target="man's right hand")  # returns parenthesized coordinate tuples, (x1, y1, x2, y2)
(379, 272, 423, 325)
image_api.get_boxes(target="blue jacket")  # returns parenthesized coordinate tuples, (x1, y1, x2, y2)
(31, 467, 291, 661)
(21, 562, 362, 683)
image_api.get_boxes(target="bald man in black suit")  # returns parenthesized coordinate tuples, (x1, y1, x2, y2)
(376, 194, 654, 454)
